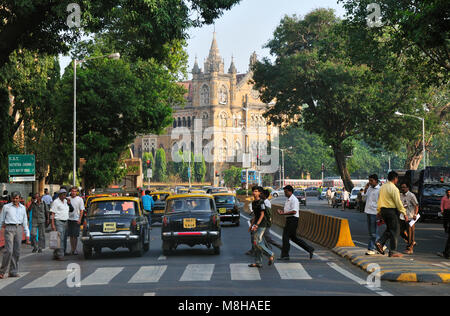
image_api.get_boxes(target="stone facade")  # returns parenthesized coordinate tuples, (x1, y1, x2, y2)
(133, 33, 275, 185)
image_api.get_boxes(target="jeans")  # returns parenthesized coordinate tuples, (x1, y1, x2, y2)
(378, 208, 400, 254)
(367, 214, 379, 251)
(54, 220, 67, 259)
(254, 227, 274, 265)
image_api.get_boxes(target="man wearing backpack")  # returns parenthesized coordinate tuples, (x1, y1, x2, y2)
(248, 186, 275, 268)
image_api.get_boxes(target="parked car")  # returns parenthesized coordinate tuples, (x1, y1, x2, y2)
(271, 189, 285, 198)
(161, 194, 222, 255)
(150, 191, 172, 224)
(349, 187, 362, 209)
(294, 190, 307, 206)
(213, 193, 243, 226)
(81, 197, 150, 259)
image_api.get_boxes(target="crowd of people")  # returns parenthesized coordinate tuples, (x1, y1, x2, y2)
(0, 186, 85, 278)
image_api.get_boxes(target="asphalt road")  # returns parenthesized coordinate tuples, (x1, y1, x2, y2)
(0, 206, 448, 296)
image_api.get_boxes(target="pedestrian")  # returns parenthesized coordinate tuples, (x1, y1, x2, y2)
(0, 192, 30, 279)
(363, 175, 381, 256)
(52, 191, 59, 201)
(400, 183, 419, 255)
(326, 188, 332, 206)
(357, 188, 365, 212)
(42, 188, 53, 207)
(438, 189, 450, 259)
(330, 190, 335, 208)
(66, 187, 85, 256)
(248, 186, 275, 268)
(318, 186, 323, 200)
(142, 190, 154, 228)
(342, 189, 349, 211)
(277, 185, 314, 260)
(375, 171, 408, 258)
(262, 189, 282, 250)
(2, 190, 10, 203)
(50, 189, 70, 261)
(29, 193, 49, 253)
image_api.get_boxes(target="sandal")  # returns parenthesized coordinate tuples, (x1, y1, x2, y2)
(248, 264, 262, 268)
(0, 274, 5, 279)
(268, 256, 275, 266)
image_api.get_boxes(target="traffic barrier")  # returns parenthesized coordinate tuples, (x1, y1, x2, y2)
(271, 204, 355, 249)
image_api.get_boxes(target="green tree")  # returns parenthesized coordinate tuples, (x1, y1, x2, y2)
(194, 154, 207, 183)
(54, 44, 186, 189)
(253, 9, 424, 191)
(0, 0, 241, 67)
(154, 148, 168, 182)
(223, 166, 242, 187)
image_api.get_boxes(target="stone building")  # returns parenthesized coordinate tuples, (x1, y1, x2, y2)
(133, 33, 277, 185)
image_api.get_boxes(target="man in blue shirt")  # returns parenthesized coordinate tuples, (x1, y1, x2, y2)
(142, 190, 154, 229)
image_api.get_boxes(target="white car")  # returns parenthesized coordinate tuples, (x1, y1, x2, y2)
(271, 190, 285, 198)
(349, 187, 363, 208)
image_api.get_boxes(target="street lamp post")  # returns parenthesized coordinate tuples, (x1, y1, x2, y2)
(73, 53, 120, 187)
(395, 111, 426, 170)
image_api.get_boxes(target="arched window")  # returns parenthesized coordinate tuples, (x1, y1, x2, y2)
(220, 139, 228, 162)
(187, 117, 191, 128)
(177, 117, 181, 127)
(173, 120, 177, 128)
(218, 85, 228, 105)
(219, 112, 228, 128)
(201, 85, 210, 106)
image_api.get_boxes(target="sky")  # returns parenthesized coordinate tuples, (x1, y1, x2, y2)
(60, 0, 346, 77)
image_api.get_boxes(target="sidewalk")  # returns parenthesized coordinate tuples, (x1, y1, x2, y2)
(333, 247, 450, 284)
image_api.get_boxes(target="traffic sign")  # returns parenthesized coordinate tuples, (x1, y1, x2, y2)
(9, 176, 36, 182)
(8, 155, 35, 178)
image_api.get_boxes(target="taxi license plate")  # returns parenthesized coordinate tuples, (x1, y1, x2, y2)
(183, 218, 196, 229)
(219, 208, 227, 214)
(103, 222, 117, 233)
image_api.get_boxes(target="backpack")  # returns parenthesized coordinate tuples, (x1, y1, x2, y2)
(263, 200, 272, 227)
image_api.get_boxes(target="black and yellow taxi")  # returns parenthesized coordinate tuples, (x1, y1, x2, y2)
(81, 196, 150, 259)
(161, 194, 222, 255)
(212, 193, 243, 226)
(150, 191, 172, 224)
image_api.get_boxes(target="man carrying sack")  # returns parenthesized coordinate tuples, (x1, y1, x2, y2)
(50, 189, 70, 261)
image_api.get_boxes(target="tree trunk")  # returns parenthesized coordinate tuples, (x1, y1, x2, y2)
(333, 146, 354, 192)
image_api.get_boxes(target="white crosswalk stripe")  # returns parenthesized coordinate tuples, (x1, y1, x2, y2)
(22, 270, 69, 289)
(230, 264, 261, 281)
(0, 272, 29, 290)
(81, 267, 124, 286)
(275, 263, 312, 280)
(128, 265, 167, 284)
(180, 264, 215, 282)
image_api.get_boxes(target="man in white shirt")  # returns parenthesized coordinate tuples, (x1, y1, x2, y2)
(42, 188, 53, 207)
(277, 186, 314, 260)
(0, 192, 30, 278)
(342, 189, 349, 211)
(363, 175, 381, 255)
(50, 189, 70, 260)
(67, 187, 85, 256)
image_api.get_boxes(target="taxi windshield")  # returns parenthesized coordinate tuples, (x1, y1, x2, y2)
(166, 198, 213, 214)
(214, 196, 236, 205)
(89, 201, 137, 217)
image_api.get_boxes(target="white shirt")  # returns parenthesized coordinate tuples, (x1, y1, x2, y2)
(364, 185, 380, 215)
(284, 194, 300, 218)
(264, 199, 272, 209)
(0, 203, 30, 237)
(50, 198, 70, 221)
(342, 190, 349, 200)
(68, 196, 85, 221)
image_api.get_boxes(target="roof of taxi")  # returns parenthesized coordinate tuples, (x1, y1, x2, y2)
(166, 194, 214, 201)
(150, 191, 172, 195)
(89, 196, 141, 203)
(212, 192, 236, 197)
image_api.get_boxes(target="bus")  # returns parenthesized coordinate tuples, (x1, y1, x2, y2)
(241, 170, 261, 186)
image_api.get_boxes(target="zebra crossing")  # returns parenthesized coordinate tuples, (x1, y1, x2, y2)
(0, 262, 314, 291)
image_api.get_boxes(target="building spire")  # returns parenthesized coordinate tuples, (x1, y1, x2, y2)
(205, 32, 224, 73)
(228, 54, 237, 74)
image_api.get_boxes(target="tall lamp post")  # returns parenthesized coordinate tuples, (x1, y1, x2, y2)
(73, 53, 120, 187)
(272, 146, 292, 188)
(395, 111, 426, 170)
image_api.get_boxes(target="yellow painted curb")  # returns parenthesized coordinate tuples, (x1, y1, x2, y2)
(397, 273, 418, 282)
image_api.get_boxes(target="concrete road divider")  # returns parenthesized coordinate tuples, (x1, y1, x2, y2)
(271, 204, 355, 249)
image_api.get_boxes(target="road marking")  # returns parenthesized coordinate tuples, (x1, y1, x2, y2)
(158, 255, 167, 261)
(128, 266, 167, 284)
(180, 264, 215, 282)
(143, 292, 156, 296)
(0, 272, 29, 290)
(353, 240, 368, 246)
(22, 270, 69, 289)
(275, 263, 312, 280)
(230, 264, 261, 281)
(81, 267, 123, 286)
